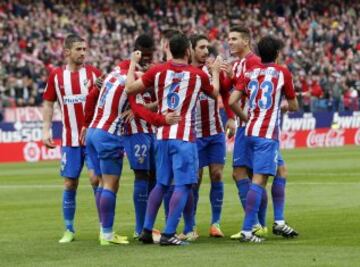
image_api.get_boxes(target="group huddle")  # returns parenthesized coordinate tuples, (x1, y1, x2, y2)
(42, 26, 299, 246)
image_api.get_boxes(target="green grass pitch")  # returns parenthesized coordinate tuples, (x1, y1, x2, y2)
(1, 146, 360, 267)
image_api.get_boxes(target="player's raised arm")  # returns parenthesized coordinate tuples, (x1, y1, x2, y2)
(209, 56, 222, 98)
(125, 51, 145, 95)
(218, 72, 235, 136)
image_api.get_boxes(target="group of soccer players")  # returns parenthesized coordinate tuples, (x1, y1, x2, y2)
(42, 25, 299, 246)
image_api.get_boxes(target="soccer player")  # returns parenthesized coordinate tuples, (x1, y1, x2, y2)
(42, 34, 102, 243)
(126, 33, 221, 245)
(221, 26, 268, 238)
(229, 35, 299, 243)
(117, 35, 159, 239)
(182, 34, 235, 239)
(86, 56, 179, 245)
(159, 29, 182, 219)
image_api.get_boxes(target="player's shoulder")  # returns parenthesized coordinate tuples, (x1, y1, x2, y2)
(85, 64, 102, 76)
(117, 60, 131, 70)
(246, 53, 261, 66)
(49, 66, 64, 76)
(273, 64, 292, 77)
(187, 64, 208, 77)
(147, 62, 168, 74)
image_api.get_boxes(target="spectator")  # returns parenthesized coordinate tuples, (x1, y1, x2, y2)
(0, 0, 358, 112)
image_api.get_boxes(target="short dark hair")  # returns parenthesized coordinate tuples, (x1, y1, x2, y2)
(161, 29, 181, 41)
(64, 34, 84, 49)
(134, 34, 154, 51)
(169, 33, 190, 59)
(189, 34, 208, 49)
(257, 35, 284, 63)
(229, 26, 251, 40)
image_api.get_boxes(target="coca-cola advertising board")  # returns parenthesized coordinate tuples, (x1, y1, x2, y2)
(280, 111, 360, 149)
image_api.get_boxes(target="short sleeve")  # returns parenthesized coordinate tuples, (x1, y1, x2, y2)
(234, 74, 249, 95)
(43, 70, 57, 102)
(141, 65, 160, 89)
(283, 69, 296, 100)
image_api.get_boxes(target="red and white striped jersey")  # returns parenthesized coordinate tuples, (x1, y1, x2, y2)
(142, 61, 214, 142)
(194, 65, 233, 138)
(89, 69, 128, 135)
(43, 65, 101, 146)
(235, 63, 296, 140)
(232, 52, 261, 128)
(116, 60, 156, 135)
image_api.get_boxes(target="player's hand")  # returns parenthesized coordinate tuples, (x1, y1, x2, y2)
(281, 101, 289, 114)
(165, 112, 181, 125)
(225, 118, 236, 138)
(95, 74, 105, 89)
(79, 126, 87, 146)
(121, 109, 134, 123)
(211, 56, 223, 73)
(42, 129, 56, 149)
(220, 62, 234, 79)
(131, 50, 142, 64)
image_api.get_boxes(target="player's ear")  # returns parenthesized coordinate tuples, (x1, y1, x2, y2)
(64, 48, 70, 57)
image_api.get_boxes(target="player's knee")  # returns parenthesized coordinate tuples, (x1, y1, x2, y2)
(277, 165, 288, 178)
(64, 178, 78, 191)
(89, 174, 100, 188)
(232, 167, 248, 181)
(210, 169, 223, 182)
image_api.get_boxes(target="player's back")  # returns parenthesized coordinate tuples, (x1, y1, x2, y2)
(242, 63, 294, 140)
(143, 61, 212, 142)
(90, 69, 128, 135)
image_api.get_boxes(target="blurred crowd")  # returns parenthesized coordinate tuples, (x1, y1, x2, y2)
(0, 0, 359, 117)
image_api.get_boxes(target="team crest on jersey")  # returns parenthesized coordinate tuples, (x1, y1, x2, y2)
(138, 156, 145, 164)
(83, 79, 90, 89)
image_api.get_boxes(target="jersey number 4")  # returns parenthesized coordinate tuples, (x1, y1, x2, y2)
(248, 80, 274, 110)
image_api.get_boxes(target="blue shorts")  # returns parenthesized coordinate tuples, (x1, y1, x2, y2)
(247, 136, 279, 176)
(196, 133, 226, 168)
(232, 127, 251, 168)
(85, 128, 102, 176)
(91, 128, 124, 176)
(60, 146, 85, 179)
(123, 133, 156, 171)
(156, 140, 198, 186)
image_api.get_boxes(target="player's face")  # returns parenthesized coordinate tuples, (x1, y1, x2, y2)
(67, 42, 87, 65)
(228, 32, 247, 56)
(139, 48, 154, 70)
(194, 39, 209, 64)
